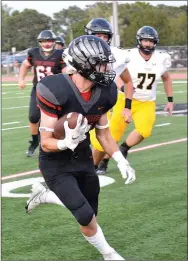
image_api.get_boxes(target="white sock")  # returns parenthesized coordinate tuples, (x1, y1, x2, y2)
(82, 224, 114, 255)
(38, 189, 64, 206)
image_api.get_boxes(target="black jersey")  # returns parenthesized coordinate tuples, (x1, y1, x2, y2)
(36, 73, 117, 158)
(27, 47, 66, 87)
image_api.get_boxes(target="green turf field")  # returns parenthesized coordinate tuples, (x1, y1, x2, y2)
(1, 81, 187, 260)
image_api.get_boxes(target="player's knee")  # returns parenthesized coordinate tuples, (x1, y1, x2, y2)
(29, 112, 40, 123)
(73, 202, 94, 226)
(137, 128, 153, 138)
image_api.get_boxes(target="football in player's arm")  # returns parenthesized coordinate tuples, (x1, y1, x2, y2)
(26, 35, 135, 260)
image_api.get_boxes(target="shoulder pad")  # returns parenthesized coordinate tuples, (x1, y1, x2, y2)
(37, 74, 68, 106)
(27, 47, 39, 56)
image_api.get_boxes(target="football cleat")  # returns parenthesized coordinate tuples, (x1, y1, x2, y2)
(25, 183, 46, 214)
(103, 250, 125, 260)
(26, 140, 39, 157)
(96, 159, 109, 175)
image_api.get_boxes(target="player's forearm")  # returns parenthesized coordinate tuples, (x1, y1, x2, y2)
(162, 72, 173, 97)
(163, 79, 173, 97)
(124, 80, 134, 100)
(120, 69, 134, 99)
(41, 137, 60, 152)
(19, 63, 29, 80)
(96, 133, 119, 157)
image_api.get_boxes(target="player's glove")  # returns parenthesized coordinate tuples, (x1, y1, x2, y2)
(57, 114, 88, 151)
(112, 151, 136, 184)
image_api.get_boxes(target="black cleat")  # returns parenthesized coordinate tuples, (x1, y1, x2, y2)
(96, 159, 109, 175)
(26, 140, 39, 157)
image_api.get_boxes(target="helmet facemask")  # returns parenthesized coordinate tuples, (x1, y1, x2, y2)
(67, 36, 116, 86)
(136, 26, 159, 55)
(39, 40, 55, 52)
(85, 26, 113, 45)
(137, 38, 157, 55)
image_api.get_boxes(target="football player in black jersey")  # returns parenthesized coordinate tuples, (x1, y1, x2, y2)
(18, 30, 66, 157)
(55, 35, 65, 50)
(26, 35, 135, 260)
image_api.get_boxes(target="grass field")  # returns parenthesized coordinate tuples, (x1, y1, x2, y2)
(1, 80, 187, 260)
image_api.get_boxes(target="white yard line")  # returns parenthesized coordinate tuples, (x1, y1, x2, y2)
(2, 122, 20, 125)
(2, 137, 187, 181)
(156, 109, 187, 115)
(2, 96, 30, 100)
(2, 125, 29, 131)
(155, 123, 171, 127)
(2, 83, 32, 86)
(2, 105, 29, 110)
(157, 91, 187, 95)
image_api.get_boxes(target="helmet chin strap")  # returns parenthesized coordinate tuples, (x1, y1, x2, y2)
(39, 43, 54, 52)
(42, 47, 54, 52)
(139, 44, 155, 55)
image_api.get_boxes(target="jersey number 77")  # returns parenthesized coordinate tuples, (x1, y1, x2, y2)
(137, 73, 156, 90)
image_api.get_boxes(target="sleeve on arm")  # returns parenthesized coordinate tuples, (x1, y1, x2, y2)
(162, 53, 172, 73)
(36, 82, 60, 118)
(27, 48, 34, 66)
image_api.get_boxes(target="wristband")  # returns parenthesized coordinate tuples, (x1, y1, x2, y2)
(57, 139, 67, 151)
(112, 151, 126, 163)
(125, 98, 132, 109)
(167, 97, 173, 102)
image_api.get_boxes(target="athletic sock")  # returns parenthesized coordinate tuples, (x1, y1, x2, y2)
(32, 134, 39, 143)
(102, 158, 109, 167)
(120, 141, 131, 158)
(94, 165, 98, 170)
(83, 224, 114, 255)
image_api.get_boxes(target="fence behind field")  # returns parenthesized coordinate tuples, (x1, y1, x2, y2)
(1, 46, 187, 76)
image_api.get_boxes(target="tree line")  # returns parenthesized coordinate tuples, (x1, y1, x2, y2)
(2, 2, 187, 52)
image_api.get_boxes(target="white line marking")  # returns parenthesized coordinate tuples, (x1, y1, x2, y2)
(2, 105, 29, 110)
(2, 83, 32, 86)
(129, 138, 187, 153)
(2, 170, 40, 180)
(2, 96, 30, 100)
(2, 125, 29, 131)
(155, 123, 171, 127)
(156, 109, 187, 115)
(2, 137, 187, 181)
(2, 122, 20, 125)
(158, 91, 187, 95)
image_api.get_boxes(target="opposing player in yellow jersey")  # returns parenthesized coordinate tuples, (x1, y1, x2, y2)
(92, 25, 174, 174)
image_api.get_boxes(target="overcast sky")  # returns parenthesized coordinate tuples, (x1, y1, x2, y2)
(3, 1, 187, 17)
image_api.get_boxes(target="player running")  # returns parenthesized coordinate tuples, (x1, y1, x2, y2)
(18, 30, 66, 157)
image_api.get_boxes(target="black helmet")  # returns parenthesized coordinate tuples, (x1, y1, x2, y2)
(67, 35, 116, 86)
(136, 26, 159, 54)
(55, 36, 65, 47)
(84, 18, 113, 45)
(37, 30, 57, 52)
